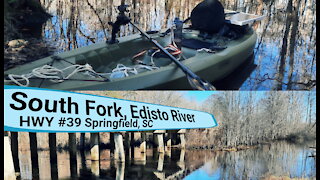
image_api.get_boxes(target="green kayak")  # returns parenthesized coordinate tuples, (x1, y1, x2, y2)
(4, 28, 257, 90)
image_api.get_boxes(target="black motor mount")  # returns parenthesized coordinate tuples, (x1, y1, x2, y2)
(107, 4, 131, 44)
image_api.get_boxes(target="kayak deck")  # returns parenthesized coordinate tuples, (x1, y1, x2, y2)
(4, 28, 257, 90)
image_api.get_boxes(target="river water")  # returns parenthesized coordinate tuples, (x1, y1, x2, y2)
(17, 141, 316, 179)
(36, 0, 316, 90)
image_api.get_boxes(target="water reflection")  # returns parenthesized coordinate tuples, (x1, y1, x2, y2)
(16, 141, 316, 179)
(185, 142, 316, 180)
(38, 0, 316, 90)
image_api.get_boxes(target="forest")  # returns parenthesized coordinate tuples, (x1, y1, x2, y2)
(78, 90, 316, 149)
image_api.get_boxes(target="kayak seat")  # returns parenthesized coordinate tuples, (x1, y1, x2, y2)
(190, 0, 225, 34)
(181, 38, 227, 51)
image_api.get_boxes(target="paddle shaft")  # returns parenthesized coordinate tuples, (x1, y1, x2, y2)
(129, 22, 213, 89)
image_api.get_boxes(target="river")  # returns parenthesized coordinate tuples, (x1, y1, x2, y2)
(17, 141, 316, 179)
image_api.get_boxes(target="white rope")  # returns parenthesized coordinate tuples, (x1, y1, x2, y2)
(150, 45, 181, 66)
(6, 74, 32, 87)
(150, 49, 161, 66)
(197, 48, 215, 53)
(5, 63, 102, 87)
(171, 26, 179, 48)
(111, 64, 139, 77)
(5, 62, 161, 86)
(109, 64, 159, 79)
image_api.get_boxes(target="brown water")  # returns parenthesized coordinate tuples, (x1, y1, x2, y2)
(36, 0, 316, 90)
(16, 141, 316, 179)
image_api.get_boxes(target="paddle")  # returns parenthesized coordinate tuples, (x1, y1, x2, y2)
(113, 4, 216, 90)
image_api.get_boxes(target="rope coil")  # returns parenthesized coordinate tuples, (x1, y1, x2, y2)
(109, 64, 159, 79)
(5, 64, 103, 87)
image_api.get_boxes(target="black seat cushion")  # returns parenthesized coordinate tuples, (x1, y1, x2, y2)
(190, 0, 225, 34)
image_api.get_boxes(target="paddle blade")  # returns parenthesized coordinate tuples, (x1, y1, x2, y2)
(187, 76, 216, 90)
